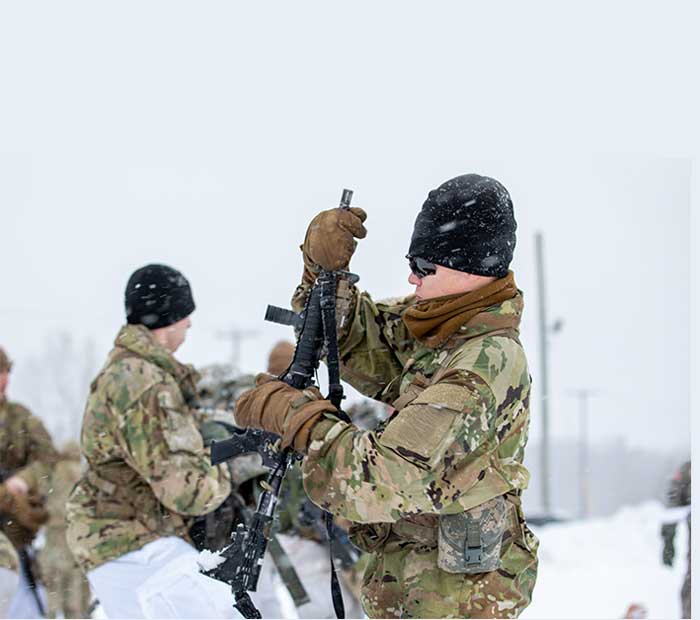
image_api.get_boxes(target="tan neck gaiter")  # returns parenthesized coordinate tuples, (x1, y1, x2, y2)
(403, 271, 518, 348)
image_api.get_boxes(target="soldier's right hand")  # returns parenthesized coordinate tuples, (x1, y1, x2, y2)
(302, 207, 367, 272)
(0, 484, 48, 532)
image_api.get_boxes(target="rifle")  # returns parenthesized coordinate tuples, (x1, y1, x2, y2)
(204, 189, 357, 619)
(0, 469, 46, 618)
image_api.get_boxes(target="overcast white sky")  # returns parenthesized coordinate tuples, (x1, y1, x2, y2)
(1, 2, 697, 455)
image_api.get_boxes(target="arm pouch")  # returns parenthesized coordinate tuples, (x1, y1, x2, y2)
(438, 495, 507, 574)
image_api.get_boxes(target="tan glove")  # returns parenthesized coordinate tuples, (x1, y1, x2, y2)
(0, 484, 48, 545)
(235, 374, 337, 452)
(302, 207, 367, 274)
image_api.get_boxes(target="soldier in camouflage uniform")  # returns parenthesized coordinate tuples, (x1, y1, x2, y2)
(0, 346, 54, 618)
(0, 347, 57, 504)
(237, 174, 539, 618)
(39, 440, 91, 619)
(660, 460, 691, 619)
(66, 264, 236, 619)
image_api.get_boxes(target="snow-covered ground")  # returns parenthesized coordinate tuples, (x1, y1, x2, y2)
(522, 501, 689, 619)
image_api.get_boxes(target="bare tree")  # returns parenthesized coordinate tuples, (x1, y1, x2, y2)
(20, 331, 98, 447)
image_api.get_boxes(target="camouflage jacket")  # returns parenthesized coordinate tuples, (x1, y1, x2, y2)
(303, 283, 532, 519)
(0, 396, 58, 496)
(299, 282, 538, 617)
(66, 325, 231, 571)
(0, 530, 18, 572)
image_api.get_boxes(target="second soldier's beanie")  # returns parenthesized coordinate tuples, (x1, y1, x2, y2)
(125, 264, 195, 330)
(408, 174, 517, 278)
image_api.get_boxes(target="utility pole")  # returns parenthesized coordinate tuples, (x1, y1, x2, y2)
(535, 232, 563, 516)
(535, 232, 551, 515)
(569, 388, 597, 519)
(216, 327, 258, 372)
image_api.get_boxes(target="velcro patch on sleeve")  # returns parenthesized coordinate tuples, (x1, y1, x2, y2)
(379, 402, 459, 469)
(411, 383, 471, 412)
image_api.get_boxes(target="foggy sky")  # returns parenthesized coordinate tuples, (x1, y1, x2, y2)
(0, 2, 695, 454)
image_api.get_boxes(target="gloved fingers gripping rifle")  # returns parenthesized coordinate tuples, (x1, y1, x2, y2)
(204, 189, 359, 619)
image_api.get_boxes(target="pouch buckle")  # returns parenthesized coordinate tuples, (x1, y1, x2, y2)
(464, 520, 483, 566)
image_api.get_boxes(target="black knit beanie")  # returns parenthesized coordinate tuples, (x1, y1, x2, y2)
(125, 264, 195, 329)
(408, 174, 516, 277)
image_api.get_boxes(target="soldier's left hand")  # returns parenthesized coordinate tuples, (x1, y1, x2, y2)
(235, 373, 337, 452)
(303, 207, 367, 272)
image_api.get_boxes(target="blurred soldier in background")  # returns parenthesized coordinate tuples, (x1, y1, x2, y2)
(660, 460, 691, 619)
(39, 441, 91, 619)
(266, 341, 295, 378)
(0, 346, 55, 618)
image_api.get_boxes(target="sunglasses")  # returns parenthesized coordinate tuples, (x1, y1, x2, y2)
(407, 255, 437, 278)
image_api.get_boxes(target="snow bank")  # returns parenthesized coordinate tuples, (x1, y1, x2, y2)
(522, 501, 689, 619)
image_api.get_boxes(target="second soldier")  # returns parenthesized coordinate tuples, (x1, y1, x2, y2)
(66, 264, 236, 619)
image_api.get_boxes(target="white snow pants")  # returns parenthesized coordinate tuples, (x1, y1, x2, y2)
(0, 568, 19, 619)
(5, 565, 46, 619)
(88, 536, 296, 619)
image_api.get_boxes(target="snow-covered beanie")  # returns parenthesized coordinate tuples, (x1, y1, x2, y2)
(125, 264, 195, 330)
(407, 174, 516, 277)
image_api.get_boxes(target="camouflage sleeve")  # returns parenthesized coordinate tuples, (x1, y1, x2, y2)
(117, 381, 231, 516)
(14, 407, 58, 496)
(335, 282, 415, 402)
(301, 369, 499, 522)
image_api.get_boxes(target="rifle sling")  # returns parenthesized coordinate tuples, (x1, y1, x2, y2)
(267, 534, 310, 608)
(325, 511, 346, 619)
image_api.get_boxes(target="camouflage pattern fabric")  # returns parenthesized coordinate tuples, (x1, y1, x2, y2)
(663, 461, 691, 619)
(39, 444, 91, 619)
(0, 530, 18, 572)
(0, 396, 58, 497)
(298, 282, 538, 618)
(66, 324, 231, 572)
(197, 363, 257, 412)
